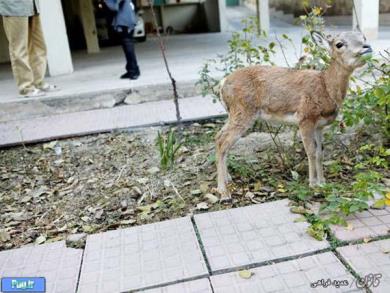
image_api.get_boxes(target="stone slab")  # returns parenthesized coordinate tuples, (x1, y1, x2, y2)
(77, 216, 208, 293)
(194, 199, 329, 272)
(211, 252, 362, 292)
(0, 241, 83, 293)
(143, 278, 212, 293)
(330, 207, 390, 242)
(0, 95, 226, 148)
(337, 239, 390, 293)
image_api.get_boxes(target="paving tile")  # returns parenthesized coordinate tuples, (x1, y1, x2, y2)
(143, 278, 212, 293)
(330, 207, 390, 242)
(78, 217, 208, 293)
(194, 199, 329, 272)
(337, 239, 390, 293)
(211, 252, 362, 292)
(0, 96, 225, 147)
(0, 241, 82, 293)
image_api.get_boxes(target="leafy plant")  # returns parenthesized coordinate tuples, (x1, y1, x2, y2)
(227, 156, 259, 180)
(197, 17, 276, 100)
(373, 192, 390, 209)
(289, 170, 386, 240)
(198, 4, 389, 241)
(296, 6, 331, 70)
(342, 51, 390, 138)
(156, 129, 182, 170)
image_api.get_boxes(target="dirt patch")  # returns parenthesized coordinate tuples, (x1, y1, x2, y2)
(0, 119, 388, 250)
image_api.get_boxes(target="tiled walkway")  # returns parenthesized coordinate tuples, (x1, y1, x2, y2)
(0, 199, 389, 293)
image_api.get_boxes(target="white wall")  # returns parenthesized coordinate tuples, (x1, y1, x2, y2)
(40, 0, 73, 75)
(161, 5, 199, 33)
(218, 0, 227, 32)
(353, 0, 379, 40)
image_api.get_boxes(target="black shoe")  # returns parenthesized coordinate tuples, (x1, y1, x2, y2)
(120, 72, 140, 80)
(120, 72, 131, 79)
(129, 74, 140, 80)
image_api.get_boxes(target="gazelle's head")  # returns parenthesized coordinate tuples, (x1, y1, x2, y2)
(312, 31, 372, 70)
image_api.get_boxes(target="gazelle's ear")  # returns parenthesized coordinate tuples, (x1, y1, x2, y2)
(311, 31, 332, 52)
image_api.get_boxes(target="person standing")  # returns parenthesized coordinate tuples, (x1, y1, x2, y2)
(0, 0, 57, 97)
(104, 0, 140, 80)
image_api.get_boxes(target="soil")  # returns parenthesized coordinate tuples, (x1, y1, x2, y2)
(0, 119, 388, 250)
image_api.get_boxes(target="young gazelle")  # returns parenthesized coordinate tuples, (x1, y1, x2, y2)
(216, 31, 372, 201)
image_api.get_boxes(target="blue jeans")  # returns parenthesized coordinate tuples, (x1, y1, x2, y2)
(119, 28, 140, 76)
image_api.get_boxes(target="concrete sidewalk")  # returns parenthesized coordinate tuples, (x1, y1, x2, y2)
(1, 199, 389, 292)
(0, 95, 226, 147)
(1, 6, 389, 121)
(0, 6, 389, 147)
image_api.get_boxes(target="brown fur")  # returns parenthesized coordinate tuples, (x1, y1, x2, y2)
(216, 31, 371, 201)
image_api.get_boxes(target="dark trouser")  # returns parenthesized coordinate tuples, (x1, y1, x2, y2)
(119, 28, 140, 77)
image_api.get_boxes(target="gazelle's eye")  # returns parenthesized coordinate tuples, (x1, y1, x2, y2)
(336, 42, 344, 49)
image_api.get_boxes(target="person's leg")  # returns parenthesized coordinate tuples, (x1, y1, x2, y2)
(120, 29, 140, 77)
(2, 16, 35, 95)
(28, 15, 48, 88)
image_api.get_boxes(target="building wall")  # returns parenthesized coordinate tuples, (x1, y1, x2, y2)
(141, 4, 207, 34)
(204, 0, 221, 32)
(245, 0, 390, 16)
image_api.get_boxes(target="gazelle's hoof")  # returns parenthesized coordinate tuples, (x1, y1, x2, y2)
(217, 187, 232, 204)
(317, 178, 326, 185)
(219, 196, 232, 204)
(310, 181, 326, 188)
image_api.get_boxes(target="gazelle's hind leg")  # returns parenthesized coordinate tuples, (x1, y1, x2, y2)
(314, 128, 325, 185)
(216, 116, 255, 202)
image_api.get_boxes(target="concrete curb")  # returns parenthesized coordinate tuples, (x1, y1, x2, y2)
(0, 80, 201, 123)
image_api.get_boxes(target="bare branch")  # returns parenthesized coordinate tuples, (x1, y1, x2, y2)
(148, 1, 182, 134)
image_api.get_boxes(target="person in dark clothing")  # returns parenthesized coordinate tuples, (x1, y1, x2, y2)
(104, 0, 140, 80)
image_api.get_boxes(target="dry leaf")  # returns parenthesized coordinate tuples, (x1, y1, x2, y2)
(35, 235, 46, 244)
(277, 184, 286, 193)
(381, 248, 390, 254)
(43, 141, 57, 150)
(253, 182, 262, 191)
(245, 191, 255, 200)
(196, 202, 209, 211)
(0, 230, 10, 242)
(293, 216, 306, 223)
(191, 189, 202, 196)
(238, 270, 253, 279)
(290, 206, 307, 214)
(204, 193, 219, 204)
(120, 219, 136, 225)
(363, 237, 371, 243)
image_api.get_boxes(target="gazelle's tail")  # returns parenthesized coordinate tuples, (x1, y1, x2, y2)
(216, 78, 228, 111)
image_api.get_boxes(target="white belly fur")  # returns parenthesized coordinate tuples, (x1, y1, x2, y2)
(258, 112, 299, 125)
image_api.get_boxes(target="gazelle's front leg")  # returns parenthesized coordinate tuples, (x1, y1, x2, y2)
(314, 128, 325, 185)
(216, 116, 254, 202)
(299, 122, 317, 187)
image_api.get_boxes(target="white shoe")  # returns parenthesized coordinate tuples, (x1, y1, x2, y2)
(20, 88, 46, 98)
(38, 83, 60, 92)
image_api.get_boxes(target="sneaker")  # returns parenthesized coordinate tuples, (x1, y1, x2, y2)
(38, 83, 60, 92)
(20, 88, 46, 98)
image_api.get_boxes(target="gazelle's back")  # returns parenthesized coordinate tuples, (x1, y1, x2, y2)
(220, 65, 325, 118)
